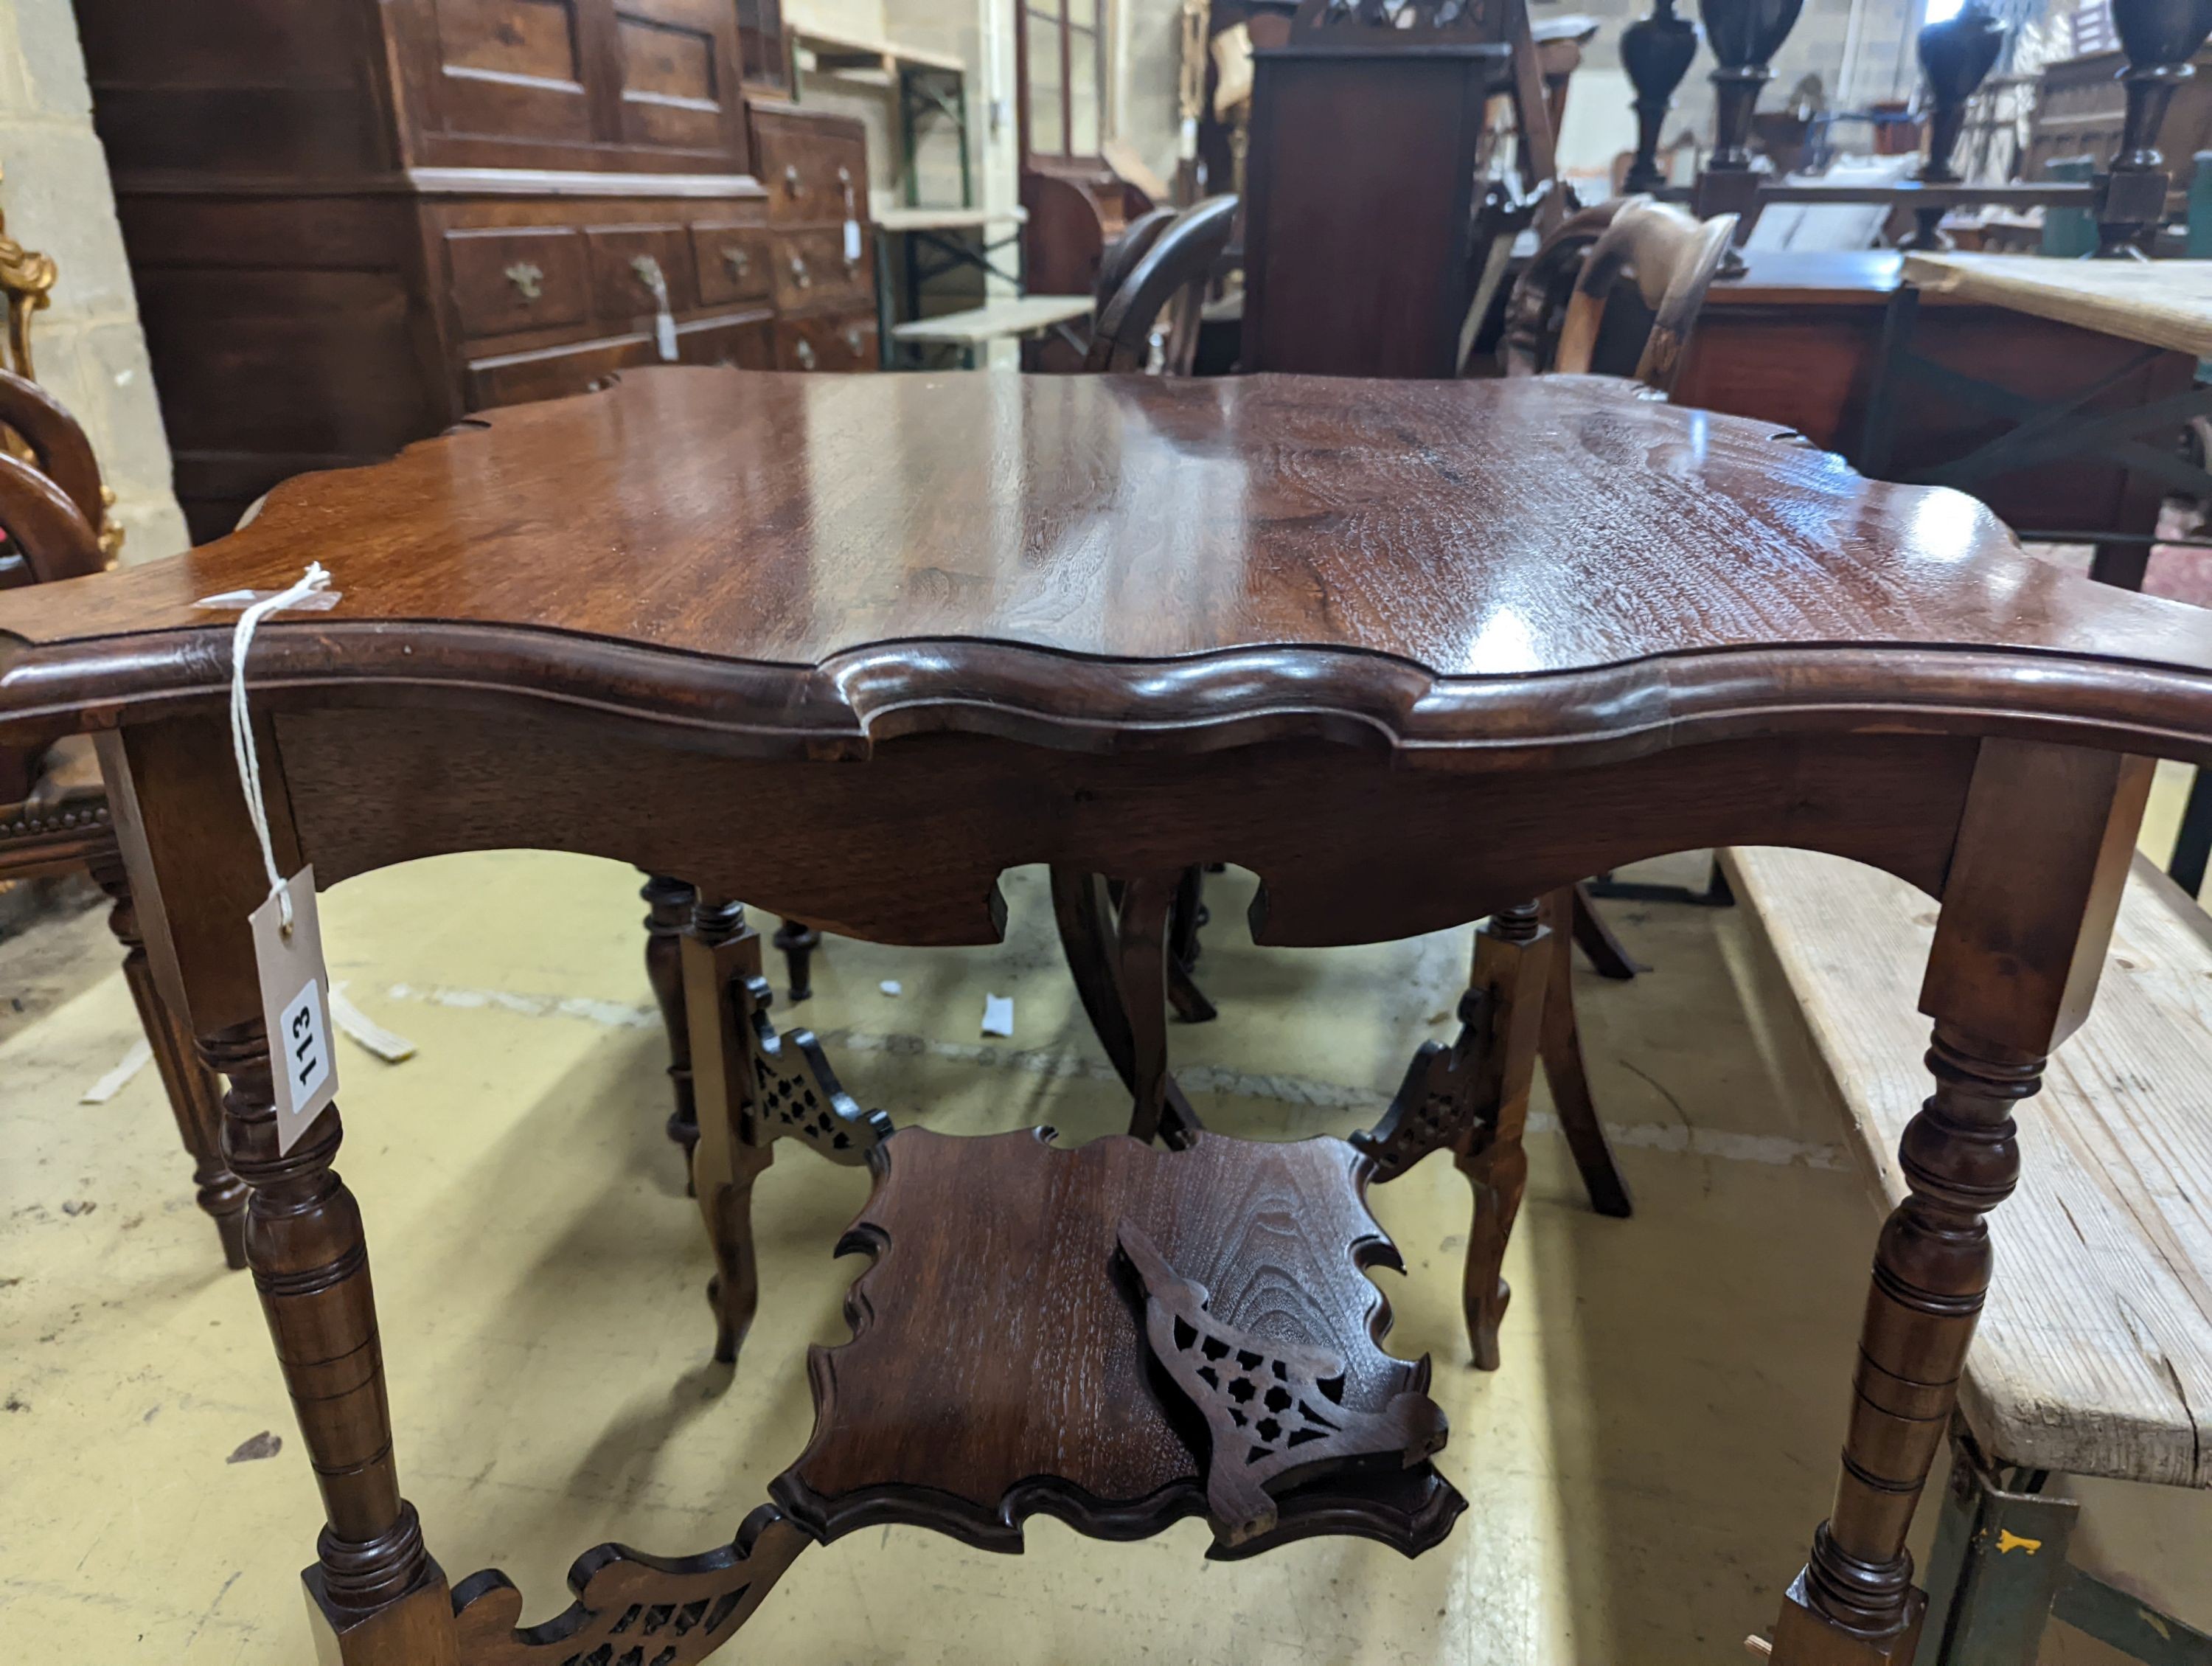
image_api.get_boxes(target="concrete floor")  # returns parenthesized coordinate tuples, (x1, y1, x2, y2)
(3, 836, 2208, 1662)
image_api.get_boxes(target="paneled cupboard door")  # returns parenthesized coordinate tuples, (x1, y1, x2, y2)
(430, 0, 597, 147)
(402, 0, 749, 170)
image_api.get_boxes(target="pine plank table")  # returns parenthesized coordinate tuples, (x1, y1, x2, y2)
(1729, 844, 2212, 1662)
(1899, 253, 2212, 361)
(10, 367, 2212, 1664)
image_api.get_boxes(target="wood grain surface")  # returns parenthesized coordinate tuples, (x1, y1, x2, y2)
(10, 367, 2212, 764)
(1727, 844, 2212, 1488)
(1902, 252, 2212, 357)
(774, 1126, 1464, 1556)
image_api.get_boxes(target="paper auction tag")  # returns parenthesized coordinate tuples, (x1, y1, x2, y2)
(251, 867, 339, 1153)
(844, 218, 863, 263)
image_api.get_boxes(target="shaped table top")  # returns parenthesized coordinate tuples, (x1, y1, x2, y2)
(5, 367, 2212, 764)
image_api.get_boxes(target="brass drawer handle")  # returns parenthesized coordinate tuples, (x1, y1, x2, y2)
(630, 252, 668, 296)
(789, 253, 810, 288)
(722, 246, 751, 280)
(844, 325, 865, 355)
(504, 261, 544, 301)
(794, 338, 817, 369)
(784, 163, 804, 197)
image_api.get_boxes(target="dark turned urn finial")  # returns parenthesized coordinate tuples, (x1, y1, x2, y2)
(1903, 0, 2007, 250)
(1698, 0, 1806, 170)
(1622, 0, 1702, 192)
(2097, 0, 2212, 252)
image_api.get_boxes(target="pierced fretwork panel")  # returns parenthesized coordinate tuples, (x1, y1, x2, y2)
(1352, 988, 1492, 1181)
(739, 973, 893, 1162)
(451, 1504, 809, 1666)
(1119, 1224, 1447, 1546)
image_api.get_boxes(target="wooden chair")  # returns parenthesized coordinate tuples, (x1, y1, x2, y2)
(0, 369, 246, 1269)
(1091, 204, 1175, 315)
(1501, 194, 1739, 395)
(1085, 195, 1239, 375)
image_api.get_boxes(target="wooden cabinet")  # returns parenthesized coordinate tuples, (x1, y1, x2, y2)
(747, 102, 880, 380)
(73, 0, 880, 543)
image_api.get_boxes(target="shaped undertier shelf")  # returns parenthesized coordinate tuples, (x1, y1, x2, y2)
(773, 1127, 1464, 1558)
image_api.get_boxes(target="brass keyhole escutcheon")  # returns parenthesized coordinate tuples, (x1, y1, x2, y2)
(504, 262, 544, 300)
(723, 246, 751, 278)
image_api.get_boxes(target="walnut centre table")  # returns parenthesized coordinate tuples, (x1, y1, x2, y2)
(7, 367, 2212, 1665)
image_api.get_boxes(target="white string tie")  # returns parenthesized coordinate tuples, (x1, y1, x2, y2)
(229, 563, 332, 934)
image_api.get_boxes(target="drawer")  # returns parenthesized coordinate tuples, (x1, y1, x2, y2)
(775, 311, 877, 373)
(585, 224, 698, 323)
(446, 227, 590, 339)
(466, 334, 658, 409)
(769, 227, 870, 312)
(678, 314, 775, 369)
(752, 106, 868, 226)
(693, 221, 773, 306)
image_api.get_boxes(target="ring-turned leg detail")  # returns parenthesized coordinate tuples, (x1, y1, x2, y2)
(641, 872, 700, 1172)
(1777, 1023, 2033, 1660)
(90, 849, 248, 1268)
(773, 918, 821, 1004)
(207, 1020, 453, 1661)
(451, 1504, 809, 1666)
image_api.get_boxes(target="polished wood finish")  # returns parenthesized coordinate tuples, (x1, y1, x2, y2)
(0, 369, 245, 1271)
(453, 1504, 808, 1665)
(640, 872, 700, 1160)
(73, 1, 875, 541)
(1675, 250, 2196, 545)
(1242, 31, 1511, 376)
(10, 367, 2212, 1660)
(1548, 195, 1737, 395)
(774, 1126, 1464, 1556)
(1085, 196, 1238, 373)
(1621, 0, 1699, 192)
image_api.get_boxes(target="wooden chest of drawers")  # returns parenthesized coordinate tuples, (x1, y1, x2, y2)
(76, 0, 878, 544)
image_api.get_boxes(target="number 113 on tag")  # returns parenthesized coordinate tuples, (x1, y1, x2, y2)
(250, 867, 339, 1153)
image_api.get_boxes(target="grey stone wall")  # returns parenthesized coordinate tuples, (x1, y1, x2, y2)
(0, 0, 188, 563)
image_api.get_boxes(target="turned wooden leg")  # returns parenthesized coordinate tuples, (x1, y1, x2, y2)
(208, 1022, 457, 1665)
(1569, 880, 1643, 980)
(1116, 872, 1181, 1146)
(1049, 867, 1205, 1142)
(88, 850, 248, 1268)
(640, 872, 700, 1172)
(1164, 864, 1218, 1024)
(1537, 889, 1632, 1220)
(1776, 740, 2151, 1664)
(1458, 900, 1551, 1370)
(773, 917, 821, 1003)
(683, 898, 772, 1364)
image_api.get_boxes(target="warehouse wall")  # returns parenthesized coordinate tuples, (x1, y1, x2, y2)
(0, 0, 187, 564)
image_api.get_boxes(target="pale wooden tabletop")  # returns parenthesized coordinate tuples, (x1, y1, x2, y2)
(1729, 844, 2212, 1488)
(1901, 251, 2212, 356)
(889, 293, 1093, 345)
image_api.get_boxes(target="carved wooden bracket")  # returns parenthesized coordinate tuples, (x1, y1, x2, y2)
(1119, 1223, 1448, 1547)
(737, 972, 892, 1162)
(451, 1505, 810, 1666)
(1352, 987, 1495, 1181)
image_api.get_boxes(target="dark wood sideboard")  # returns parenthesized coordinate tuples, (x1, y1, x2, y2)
(72, 0, 880, 543)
